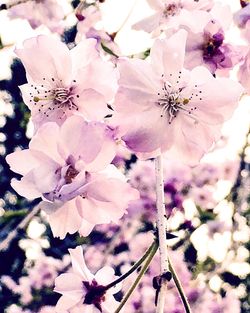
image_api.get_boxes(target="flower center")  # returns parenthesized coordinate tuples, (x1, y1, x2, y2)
(29, 77, 80, 118)
(157, 72, 202, 124)
(240, 0, 250, 8)
(64, 165, 79, 184)
(163, 3, 180, 17)
(83, 279, 106, 312)
(203, 32, 224, 58)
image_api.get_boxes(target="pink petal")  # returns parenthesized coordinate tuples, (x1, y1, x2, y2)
(189, 67, 243, 122)
(55, 295, 80, 312)
(60, 116, 115, 167)
(147, 0, 164, 11)
(6, 150, 40, 175)
(118, 107, 174, 155)
(48, 199, 82, 239)
(75, 89, 110, 121)
(78, 219, 95, 237)
(150, 30, 187, 84)
(133, 13, 162, 33)
(11, 174, 41, 200)
(75, 57, 118, 102)
(86, 174, 139, 208)
(31, 159, 59, 193)
(54, 273, 83, 295)
(84, 132, 116, 173)
(181, 115, 219, 153)
(94, 267, 115, 286)
(77, 173, 138, 224)
(70, 38, 99, 75)
(116, 58, 160, 108)
(30, 122, 64, 165)
(76, 197, 113, 225)
(69, 246, 94, 281)
(102, 297, 120, 313)
(15, 35, 72, 84)
(166, 131, 205, 166)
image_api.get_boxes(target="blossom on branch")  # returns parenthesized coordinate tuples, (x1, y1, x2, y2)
(16, 35, 118, 129)
(54, 246, 121, 313)
(111, 30, 243, 165)
(6, 116, 139, 238)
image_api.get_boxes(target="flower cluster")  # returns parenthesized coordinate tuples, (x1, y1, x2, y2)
(2, 0, 249, 312)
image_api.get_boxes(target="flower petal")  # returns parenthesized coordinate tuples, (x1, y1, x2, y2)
(68, 246, 94, 281)
(48, 199, 82, 239)
(15, 35, 72, 84)
(150, 29, 187, 84)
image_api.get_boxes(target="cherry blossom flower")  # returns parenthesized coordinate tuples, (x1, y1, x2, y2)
(111, 30, 243, 165)
(6, 115, 139, 238)
(184, 5, 244, 74)
(54, 246, 121, 313)
(8, 0, 66, 33)
(15, 35, 118, 129)
(133, 0, 214, 35)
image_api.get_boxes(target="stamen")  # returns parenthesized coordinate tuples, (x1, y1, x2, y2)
(157, 76, 201, 124)
(29, 78, 79, 118)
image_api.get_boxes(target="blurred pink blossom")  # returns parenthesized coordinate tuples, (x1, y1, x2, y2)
(8, 0, 66, 33)
(133, 0, 214, 35)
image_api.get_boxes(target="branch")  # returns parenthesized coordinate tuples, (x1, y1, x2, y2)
(0, 206, 40, 251)
(155, 154, 169, 313)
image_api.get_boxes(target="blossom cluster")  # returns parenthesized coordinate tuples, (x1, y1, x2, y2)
(1, 0, 249, 312)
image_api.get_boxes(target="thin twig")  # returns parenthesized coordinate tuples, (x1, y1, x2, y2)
(155, 154, 169, 313)
(105, 240, 157, 290)
(0, 206, 40, 251)
(114, 240, 158, 313)
(169, 257, 192, 313)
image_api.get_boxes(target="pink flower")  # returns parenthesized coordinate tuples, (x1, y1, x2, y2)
(8, 0, 66, 33)
(184, 5, 244, 74)
(133, 0, 213, 35)
(238, 47, 250, 94)
(6, 115, 139, 238)
(15, 35, 118, 129)
(111, 30, 243, 165)
(54, 246, 121, 313)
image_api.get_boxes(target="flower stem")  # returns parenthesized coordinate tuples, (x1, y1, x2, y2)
(114, 240, 158, 313)
(105, 240, 157, 290)
(155, 154, 169, 313)
(169, 257, 192, 313)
